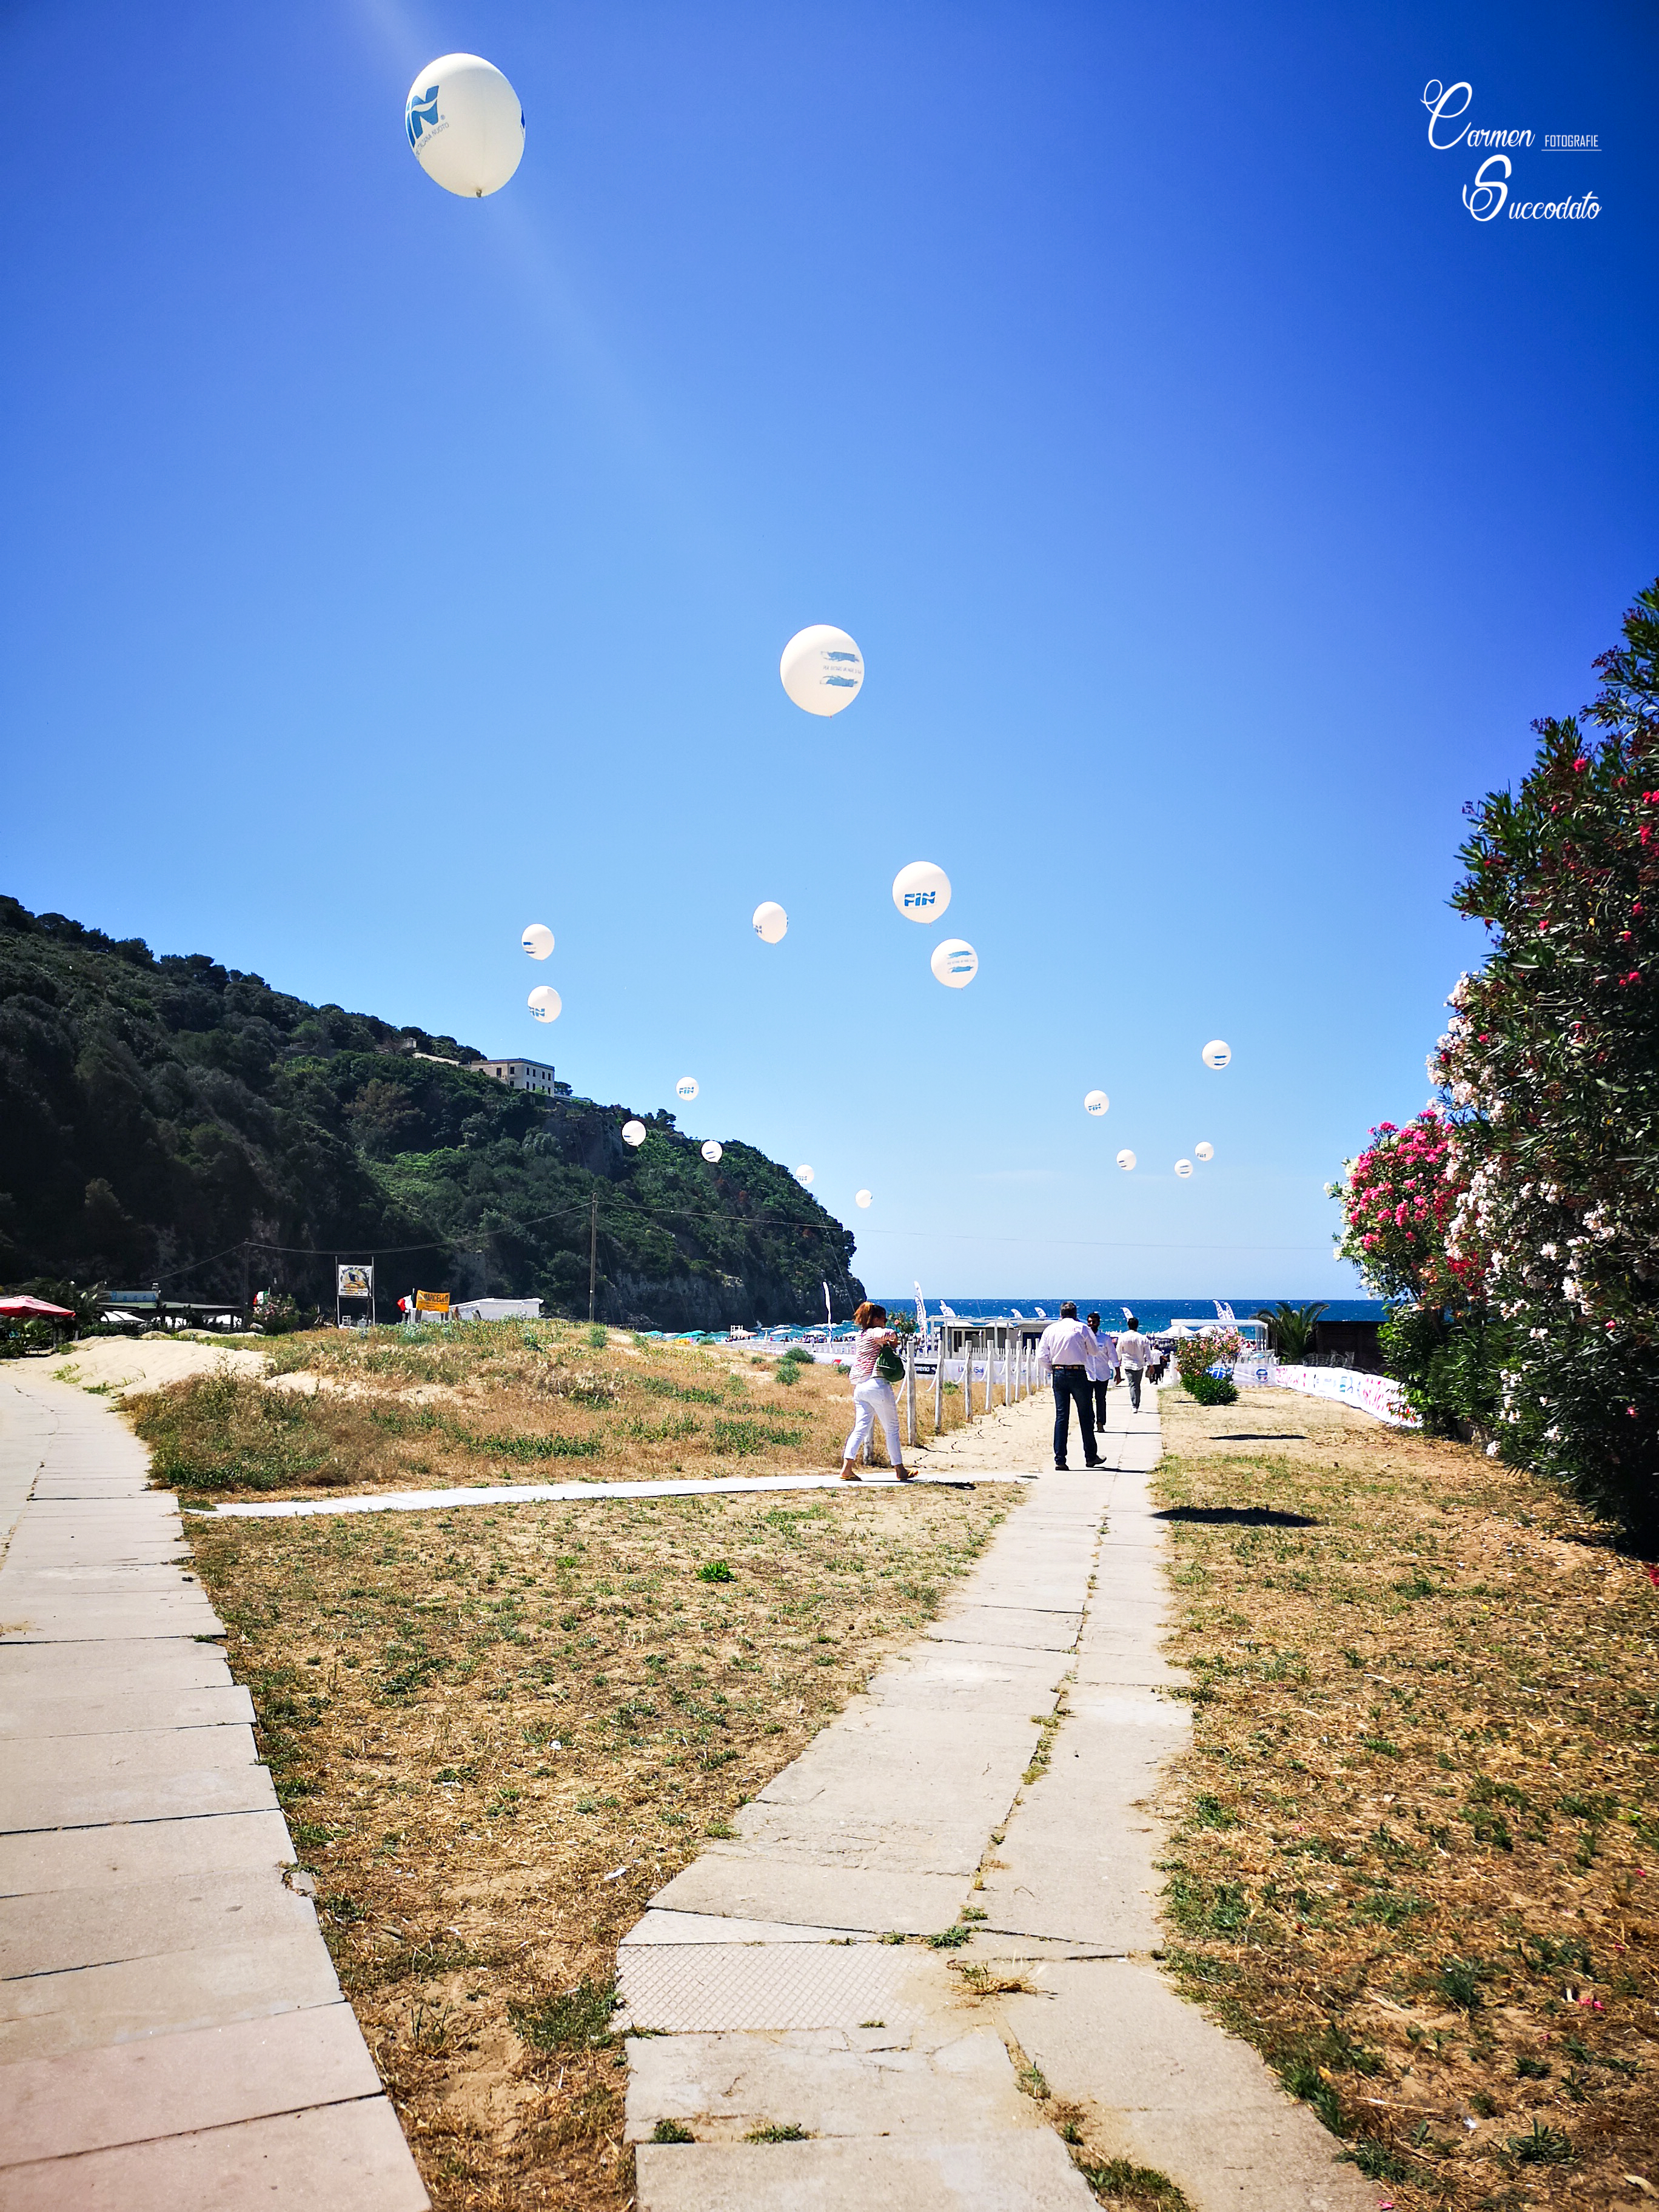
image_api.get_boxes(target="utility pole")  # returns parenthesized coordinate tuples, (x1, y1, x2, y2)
(587, 1191, 598, 1323)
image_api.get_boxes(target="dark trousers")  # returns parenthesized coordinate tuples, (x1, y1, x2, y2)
(1050, 1368, 1097, 1467)
(1091, 1377, 1110, 1427)
(1124, 1364, 1143, 1411)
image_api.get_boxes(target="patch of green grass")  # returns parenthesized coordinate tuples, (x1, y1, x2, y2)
(1342, 2136, 1409, 2180)
(744, 2123, 810, 2142)
(1071, 2154, 1191, 2207)
(1507, 2119, 1574, 2165)
(1435, 1956, 1489, 2010)
(651, 2119, 694, 2143)
(697, 1559, 734, 1583)
(508, 1979, 616, 2051)
(924, 1923, 972, 1948)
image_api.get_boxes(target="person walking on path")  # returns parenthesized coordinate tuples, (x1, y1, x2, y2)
(839, 1301, 914, 1483)
(1036, 1302, 1101, 1471)
(1118, 1314, 1153, 1411)
(1085, 1312, 1118, 1432)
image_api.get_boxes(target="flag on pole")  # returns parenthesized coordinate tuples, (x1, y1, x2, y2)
(913, 1281, 927, 1333)
(823, 1281, 833, 1330)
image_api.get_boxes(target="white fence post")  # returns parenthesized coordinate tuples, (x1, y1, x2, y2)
(905, 1335, 917, 1450)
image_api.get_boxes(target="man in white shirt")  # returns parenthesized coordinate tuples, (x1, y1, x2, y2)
(1085, 1313, 1118, 1431)
(1036, 1302, 1102, 1470)
(1117, 1315, 1153, 1410)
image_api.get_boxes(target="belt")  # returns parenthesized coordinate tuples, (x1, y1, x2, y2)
(1051, 1363, 1086, 1370)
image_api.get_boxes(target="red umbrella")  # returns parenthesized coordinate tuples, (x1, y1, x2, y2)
(0, 1296, 76, 1319)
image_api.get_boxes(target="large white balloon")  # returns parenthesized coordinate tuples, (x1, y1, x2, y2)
(1202, 1039, 1232, 1070)
(931, 939, 978, 988)
(854, 1189, 873, 1209)
(779, 625, 863, 716)
(1175, 1158, 1194, 1178)
(622, 1119, 647, 1147)
(406, 55, 525, 198)
(1195, 1141, 1215, 1161)
(675, 1076, 699, 1102)
(891, 860, 951, 923)
(527, 985, 561, 1022)
(701, 1140, 723, 1164)
(1084, 1090, 1110, 1117)
(1116, 1148, 1136, 1171)
(521, 922, 554, 960)
(752, 901, 788, 945)
(794, 1164, 814, 1186)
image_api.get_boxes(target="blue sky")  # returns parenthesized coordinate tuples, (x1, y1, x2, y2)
(3, 1, 1655, 1299)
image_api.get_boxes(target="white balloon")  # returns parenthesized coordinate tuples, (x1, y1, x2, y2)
(622, 1119, 647, 1147)
(1116, 1148, 1136, 1171)
(406, 55, 525, 198)
(891, 860, 951, 924)
(752, 900, 788, 944)
(521, 922, 554, 960)
(794, 1164, 814, 1186)
(930, 938, 977, 988)
(1084, 1090, 1109, 1117)
(527, 985, 561, 1022)
(854, 1189, 873, 1208)
(1195, 1141, 1215, 1161)
(701, 1140, 723, 1164)
(675, 1076, 699, 1101)
(1175, 1158, 1194, 1178)
(779, 625, 863, 716)
(1202, 1039, 1232, 1070)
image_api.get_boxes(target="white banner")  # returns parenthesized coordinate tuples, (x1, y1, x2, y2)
(1240, 1359, 1418, 1427)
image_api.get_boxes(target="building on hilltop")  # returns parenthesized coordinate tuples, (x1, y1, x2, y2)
(477, 1056, 560, 1097)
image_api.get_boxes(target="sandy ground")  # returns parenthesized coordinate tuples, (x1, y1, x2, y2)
(39, 1335, 268, 1396)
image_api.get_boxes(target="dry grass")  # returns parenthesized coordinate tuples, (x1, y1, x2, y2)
(184, 1475, 1011, 2210)
(128, 1321, 970, 1504)
(1153, 1382, 1659, 2208)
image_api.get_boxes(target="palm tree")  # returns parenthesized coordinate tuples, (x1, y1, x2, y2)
(1256, 1299, 1328, 1363)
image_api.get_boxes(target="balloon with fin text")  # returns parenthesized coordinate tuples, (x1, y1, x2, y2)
(528, 985, 561, 1022)
(854, 1190, 873, 1209)
(675, 1076, 699, 1102)
(701, 1141, 723, 1164)
(1175, 1158, 1194, 1178)
(780, 626, 863, 716)
(1084, 1090, 1109, 1117)
(1202, 1039, 1232, 1070)
(752, 901, 788, 945)
(622, 1119, 646, 1147)
(521, 923, 554, 960)
(794, 1164, 814, 1187)
(931, 939, 977, 988)
(1195, 1142, 1215, 1161)
(891, 860, 951, 924)
(406, 55, 525, 198)
(1116, 1149, 1136, 1171)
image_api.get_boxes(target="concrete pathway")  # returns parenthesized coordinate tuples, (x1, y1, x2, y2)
(199, 1467, 998, 1522)
(0, 1370, 428, 2209)
(619, 1381, 1373, 2211)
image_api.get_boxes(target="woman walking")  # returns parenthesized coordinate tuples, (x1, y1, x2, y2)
(839, 1301, 914, 1482)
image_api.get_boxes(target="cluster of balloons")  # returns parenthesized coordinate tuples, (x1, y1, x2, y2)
(521, 922, 561, 1023)
(1084, 1040, 1233, 1178)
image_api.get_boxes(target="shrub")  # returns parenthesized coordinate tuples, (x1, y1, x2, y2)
(1187, 1373, 1238, 1406)
(1173, 1332, 1240, 1392)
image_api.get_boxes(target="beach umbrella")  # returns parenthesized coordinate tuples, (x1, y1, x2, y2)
(701, 1140, 723, 1164)
(1084, 1090, 1109, 1117)
(675, 1076, 699, 1101)
(622, 1120, 647, 1147)
(779, 625, 863, 716)
(891, 860, 951, 923)
(931, 939, 977, 988)
(1116, 1149, 1136, 1171)
(855, 1189, 873, 1208)
(1175, 1158, 1194, 1178)
(752, 901, 788, 944)
(521, 922, 554, 960)
(794, 1164, 814, 1186)
(1202, 1039, 1232, 1070)
(0, 1295, 74, 1318)
(528, 985, 561, 1022)
(1195, 1141, 1215, 1161)
(406, 55, 525, 198)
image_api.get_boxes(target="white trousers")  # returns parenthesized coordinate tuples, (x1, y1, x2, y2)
(843, 1378, 903, 1466)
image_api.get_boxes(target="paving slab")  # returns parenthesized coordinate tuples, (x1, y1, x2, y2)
(622, 1911, 876, 1948)
(0, 1682, 255, 1741)
(0, 1643, 233, 1700)
(1, 1726, 272, 1833)
(0, 2000, 381, 2164)
(0, 2095, 431, 2210)
(649, 1856, 970, 1936)
(0, 1865, 326, 1979)
(634, 2131, 1096, 2211)
(0, 1809, 296, 1897)
(924, 1607, 1081, 1652)
(619, 1943, 936, 2033)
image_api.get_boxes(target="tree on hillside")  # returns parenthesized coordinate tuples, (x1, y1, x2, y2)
(1432, 582, 1659, 1545)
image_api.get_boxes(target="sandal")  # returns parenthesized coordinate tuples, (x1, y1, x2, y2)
(840, 1469, 862, 1482)
(895, 1469, 917, 1483)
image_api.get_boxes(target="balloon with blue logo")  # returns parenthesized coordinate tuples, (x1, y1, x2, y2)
(1175, 1158, 1194, 1178)
(855, 1190, 873, 1208)
(892, 860, 951, 923)
(1201, 1039, 1232, 1070)
(405, 56, 525, 198)
(622, 1119, 647, 1148)
(1084, 1090, 1109, 1117)
(1195, 1141, 1215, 1161)
(1116, 1148, 1136, 1171)
(930, 939, 977, 988)
(521, 923, 554, 960)
(675, 1076, 699, 1102)
(527, 985, 561, 1022)
(701, 1140, 723, 1164)
(794, 1165, 814, 1186)
(780, 626, 863, 716)
(752, 901, 788, 945)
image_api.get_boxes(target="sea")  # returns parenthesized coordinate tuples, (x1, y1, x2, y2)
(877, 1297, 1384, 1331)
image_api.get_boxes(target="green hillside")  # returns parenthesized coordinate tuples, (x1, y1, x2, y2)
(0, 899, 863, 1328)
